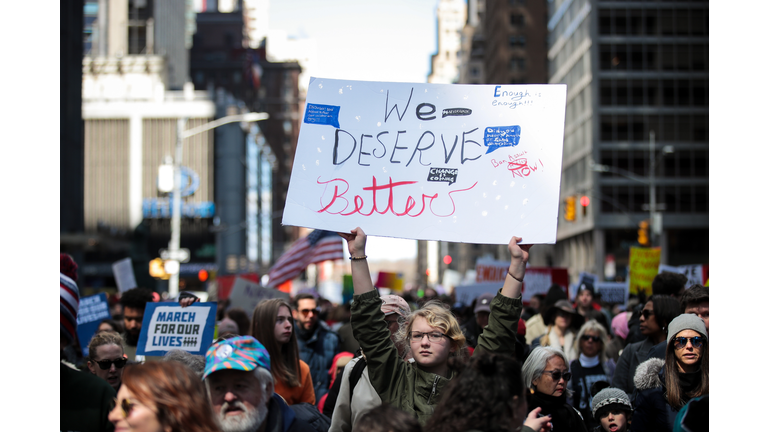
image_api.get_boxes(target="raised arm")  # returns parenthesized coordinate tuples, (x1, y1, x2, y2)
(501, 236, 532, 299)
(338, 228, 374, 296)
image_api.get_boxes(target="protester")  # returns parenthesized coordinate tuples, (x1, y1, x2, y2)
(293, 293, 341, 401)
(340, 227, 530, 424)
(98, 318, 125, 334)
(61, 272, 117, 432)
(531, 299, 584, 362)
(163, 349, 206, 377)
(632, 315, 708, 432)
(335, 304, 359, 354)
(251, 298, 316, 405)
(574, 283, 603, 317)
(352, 404, 423, 432)
(203, 336, 315, 432)
(611, 295, 680, 395)
(119, 287, 155, 361)
(87, 330, 127, 391)
(679, 284, 709, 332)
(591, 388, 633, 432)
(317, 352, 354, 413)
(227, 307, 252, 336)
(109, 361, 220, 432)
(626, 273, 686, 345)
(525, 284, 567, 345)
(329, 294, 411, 432)
(605, 312, 630, 363)
(568, 321, 615, 429)
(425, 351, 553, 432)
(218, 317, 241, 337)
(522, 346, 588, 432)
(460, 292, 492, 349)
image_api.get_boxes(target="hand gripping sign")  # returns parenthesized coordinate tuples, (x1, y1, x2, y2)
(283, 78, 567, 245)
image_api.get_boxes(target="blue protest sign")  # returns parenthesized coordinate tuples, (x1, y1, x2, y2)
(76, 293, 112, 356)
(136, 302, 217, 356)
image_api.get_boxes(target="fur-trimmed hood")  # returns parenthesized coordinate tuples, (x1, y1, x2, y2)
(633, 357, 664, 391)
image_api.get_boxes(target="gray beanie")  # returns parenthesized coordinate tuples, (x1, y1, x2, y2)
(666, 314, 708, 344)
(591, 387, 632, 417)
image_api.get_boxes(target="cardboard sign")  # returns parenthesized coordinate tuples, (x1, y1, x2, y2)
(228, 277, 290, 318)
(112, 258, 137, 293)
(283, 78, 567, 244)
(75, 293, 112, 356)
(629, 247, 661, 295)
(455, 266, 569, 305)
(658, 264, 709, 288)
(475, 258, 512, 283)
(454, 282, 501, 306)
(595, 282, 629, 307)
(136, 302, 216, 356)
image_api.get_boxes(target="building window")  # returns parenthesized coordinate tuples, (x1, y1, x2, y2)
(509, 57, 526, 71)
(509, 36, 527, 48)
(510, 14, 525, 27)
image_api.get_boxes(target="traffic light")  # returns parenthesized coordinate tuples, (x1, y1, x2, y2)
(149, 258, 169, 279)
(564, 196, 576, 221)
(580, 195, 590, 217)
(198, 269, 209, 282)
(638, 220, 650, 246)
(443, 255, 452, 265)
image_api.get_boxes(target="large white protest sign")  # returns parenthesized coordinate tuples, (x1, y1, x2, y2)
(137, 302, 216, 356)
(283, 78, 567, 244)
(228, 277, 290, 318)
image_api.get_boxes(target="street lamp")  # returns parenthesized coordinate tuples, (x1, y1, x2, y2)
(167, 112, 269, 298)
(591, 130, 673, 247)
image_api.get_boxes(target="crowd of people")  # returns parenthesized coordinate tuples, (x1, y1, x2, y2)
(60, 230, 709, 432)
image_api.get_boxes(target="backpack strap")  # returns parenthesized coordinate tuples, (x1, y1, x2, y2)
(348, 357, 368, 399)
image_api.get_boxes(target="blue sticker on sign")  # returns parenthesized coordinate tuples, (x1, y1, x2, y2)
(136, 302, 217, 356)
(304, 103, 341, 128)
(484, 126, 521, 154)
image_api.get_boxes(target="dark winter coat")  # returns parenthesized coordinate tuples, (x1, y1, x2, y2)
(611, 338, 655, 395)
(631, 358, 677, 432)
(297, 320, 340, 401)
(526, 390, 589, 432)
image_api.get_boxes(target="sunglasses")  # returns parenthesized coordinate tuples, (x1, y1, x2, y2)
(640, 310, 654, 320)
(542, 370, 572, 382)
(673, 336, 704, 349)
(93, 357, 128, 370)
(299, 308, 319, 317)
(580, 335, 601, 343)
(113, 398, 136, 418)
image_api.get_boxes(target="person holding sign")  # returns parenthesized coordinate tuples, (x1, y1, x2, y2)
(339, 227, 530, 424)
(251, 298, 316, 405)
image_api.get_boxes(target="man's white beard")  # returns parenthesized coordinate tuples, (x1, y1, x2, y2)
(216, 400, 269, 432)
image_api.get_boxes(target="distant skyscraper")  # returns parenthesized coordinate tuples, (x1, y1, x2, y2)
(243, 0, 270, 48)
(428, 0, 466, 83)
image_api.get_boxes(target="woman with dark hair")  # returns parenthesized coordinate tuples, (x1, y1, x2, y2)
(522, 347, 588, 432)
(98, 318, 124, 334)
(109, 361, 220, 432)
(226, 307, 251, 336)
(611, 295, 680, 394)
(251, 298, 315, 405)
(632, 314, 708, 432)
(531, 300, 584, 362)
(425, 351, 553, 432)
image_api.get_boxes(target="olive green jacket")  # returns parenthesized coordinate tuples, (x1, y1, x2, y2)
(351, 289, 522, 424)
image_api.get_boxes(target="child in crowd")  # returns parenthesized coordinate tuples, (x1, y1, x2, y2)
(591, 387, 632, 432)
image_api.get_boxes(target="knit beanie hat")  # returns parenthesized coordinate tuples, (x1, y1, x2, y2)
(592, 387, 632, 418)
(60, 273, 80, 344)
(667, 314, 708, 343)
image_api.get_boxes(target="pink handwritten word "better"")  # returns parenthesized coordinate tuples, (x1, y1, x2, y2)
(316, 176, 477, 217)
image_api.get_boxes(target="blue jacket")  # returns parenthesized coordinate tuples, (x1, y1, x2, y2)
(265, 394, 315, 432)
(297, 320, 340, 402)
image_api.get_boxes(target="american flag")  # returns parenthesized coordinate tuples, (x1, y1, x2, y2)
(266, 230, 344, 287)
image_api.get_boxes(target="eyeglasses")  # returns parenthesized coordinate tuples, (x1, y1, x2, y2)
(408, 331, 449, 343)
(542, 370, 572, 382)
(673, 336, 704, 349)
(113, 398, 137, 418)
(640, 310, 654, 320)
(580, 335, 601, 343)
(299, 308, 319, 317)
(93, 357, 128, 370)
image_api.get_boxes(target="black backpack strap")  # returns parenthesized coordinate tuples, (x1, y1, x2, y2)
(348, 356, 368, 399)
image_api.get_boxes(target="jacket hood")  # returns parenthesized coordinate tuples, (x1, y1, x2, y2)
(634, 357, 664, 391)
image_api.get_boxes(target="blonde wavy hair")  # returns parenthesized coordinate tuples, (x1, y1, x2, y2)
(395, 300, 467, 358)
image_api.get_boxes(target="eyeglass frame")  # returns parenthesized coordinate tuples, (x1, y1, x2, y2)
(113, 398, 137, 419)
(541, 369, 572, 382)
(298, 308, 320, 317)
(673, 336, 704, 350)
(640, 309, 654, 320)
(92, 357, 128, 370)
(407, 331, 451, 343)
(580, 335, 601, 343)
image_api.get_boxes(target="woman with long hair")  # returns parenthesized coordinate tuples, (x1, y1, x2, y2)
(340, 227, 531, 425)
(567, 320, 615, 429)
(250, 298, 316, 405)
(632, 314, 708, 432)
(87, 330, 127, 391)
(522, 346, 588, 432)
(426, 351, 553, 432)
(531, 300, 584, 362)
(109, 361, 220, 432)
(611, 295, 680, 394)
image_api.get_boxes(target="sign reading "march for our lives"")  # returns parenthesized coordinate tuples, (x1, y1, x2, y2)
(136, 302, 216, 356)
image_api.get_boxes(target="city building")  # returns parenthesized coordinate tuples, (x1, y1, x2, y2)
(548, 0, 709, 280)
(428, 0, 467, 84)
